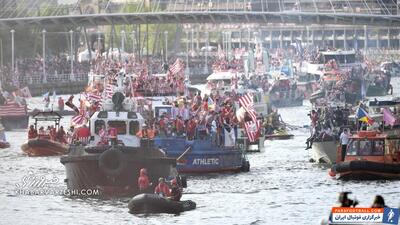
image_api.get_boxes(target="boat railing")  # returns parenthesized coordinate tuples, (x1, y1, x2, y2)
(19, 73, 88, 85)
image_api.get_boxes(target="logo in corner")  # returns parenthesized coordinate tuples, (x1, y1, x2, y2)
(383, 207, 399, 225)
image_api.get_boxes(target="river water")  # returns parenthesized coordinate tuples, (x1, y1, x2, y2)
(1, 79, 399, 225)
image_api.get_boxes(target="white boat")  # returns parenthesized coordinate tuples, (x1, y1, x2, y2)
(310, 140, 338, 164)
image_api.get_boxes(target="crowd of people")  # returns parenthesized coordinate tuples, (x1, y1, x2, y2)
(0, 56, 90, 89)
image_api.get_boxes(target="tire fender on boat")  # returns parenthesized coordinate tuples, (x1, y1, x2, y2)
(98, 148, 126, 177)
(241, 160, 250, 172)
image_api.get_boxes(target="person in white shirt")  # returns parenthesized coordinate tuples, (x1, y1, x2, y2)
(339, 129, 350, 161)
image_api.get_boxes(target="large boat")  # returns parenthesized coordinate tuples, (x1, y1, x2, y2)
(60, 92, 181, 197)
(331, 130, 400, 180)
(268, 77, 303, 108)
(154, 137, 250, 173)
(21, 111, 68, 156)
(0, 101, 28, 130)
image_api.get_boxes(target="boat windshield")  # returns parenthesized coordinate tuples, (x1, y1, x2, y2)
(107, 121, 127, 135)
(346, 139, 385, 156)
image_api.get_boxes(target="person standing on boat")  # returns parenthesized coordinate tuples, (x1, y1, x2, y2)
(138, 168, 152, 193)
(154, 177, 171, 197)
(339, 129, 350, 161)
(98, 125, 108, 145)
(186, 117, 197, 140)
(108, 125, 118, 146)
(58, 97, 64, 111)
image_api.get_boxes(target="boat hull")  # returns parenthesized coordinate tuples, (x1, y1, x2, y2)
(21, 139, 68, 156)
(128, 193, 196, 214)
(1, 116, 28, 130)
(310, 140, 338, 164)
(60, 145, 178, 197)
(270, 98, 303, 108)
(333, 161, 400, 180)
(265, 134, 294, 140)
(154, 138, 249, 174)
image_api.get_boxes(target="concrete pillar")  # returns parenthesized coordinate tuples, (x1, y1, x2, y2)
(387, 28, 390, 49)
(343, 29, 347, 50)
(364, 25, 368, 51)
(353, 29, 357, 50)
(333, 29, 336, 49)
(311, 29, 315, 45)
(377, 29, 380, 49)
(322, 29, 325, 48)
(279, 30, 283, 49)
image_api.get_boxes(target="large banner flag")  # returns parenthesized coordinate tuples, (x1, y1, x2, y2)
(238, 93, 257, 123)
(244, 120, 261, 143)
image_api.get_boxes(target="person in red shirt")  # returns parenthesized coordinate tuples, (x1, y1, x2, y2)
(58, 97, 64, 111)
(154, 177, 171, 197)
(76, 124, 90, 144)
(108, 125, 118, 146)
(138, 168, 152, 193)
(186, 117, 197, 140)
(49, 126, 57, 141)
(28, 125, 38, 139)
(174, 116, 185, 136)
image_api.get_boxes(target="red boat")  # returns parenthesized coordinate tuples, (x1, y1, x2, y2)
(331, 130, 400, 180)
(21, 112, 68, 156)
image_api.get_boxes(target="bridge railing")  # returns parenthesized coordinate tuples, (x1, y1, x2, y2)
(0, 0, 399, 19)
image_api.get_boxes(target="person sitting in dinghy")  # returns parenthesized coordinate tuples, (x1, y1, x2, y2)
(169, 179, 182, 201)
(154, 177, 171, 198)
(28, 125, 38, 139)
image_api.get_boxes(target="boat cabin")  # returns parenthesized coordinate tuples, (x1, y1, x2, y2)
(205, 71, 239, 95)
(342, 131, 400, 163)
(89, 110, 144, 147)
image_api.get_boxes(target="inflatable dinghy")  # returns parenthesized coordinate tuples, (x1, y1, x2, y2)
(128, 193, 196, 214)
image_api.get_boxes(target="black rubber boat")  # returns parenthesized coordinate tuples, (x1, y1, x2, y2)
(332, 160, 400, 180)
(128, 193, 196, 214)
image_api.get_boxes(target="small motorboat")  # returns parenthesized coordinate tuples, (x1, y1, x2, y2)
(331, 130, 400, 180)
(128, 193, 196, 214)
(21, 111, 69, 157)
(21, 138, 68, 156)
(265, 129, 294, 140)
(0, 140, 10, 149)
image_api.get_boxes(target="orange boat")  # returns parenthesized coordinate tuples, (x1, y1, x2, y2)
(331, 130, 400, 180)
(21, 112, 68, 157)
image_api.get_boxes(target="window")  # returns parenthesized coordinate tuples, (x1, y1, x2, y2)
(94, 120, 105, 134)
(358, 140, 372, 156)
(372, 140, 385, 156)
(346, 140, 358, 156)
(129, 121, 140, 135)
(107, 121, 126, 135)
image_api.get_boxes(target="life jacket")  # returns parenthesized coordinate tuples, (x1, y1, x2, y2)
(154, 183, 171, 197)
(138, 169, 150, 191)
(28, 129, 38, 139)
(108, 127, 117, 138)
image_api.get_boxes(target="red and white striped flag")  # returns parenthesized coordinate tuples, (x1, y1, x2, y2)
(104, 84, 114, 99)
(169, 58, 184, 75)
(244, 120, 261, 143)
(238, 93, 257, 122)
(71, 109, 89, 127)
(85, 92, 102, 103)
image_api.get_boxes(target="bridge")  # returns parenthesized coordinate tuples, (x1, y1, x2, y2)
(1, 0, 400, 28)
